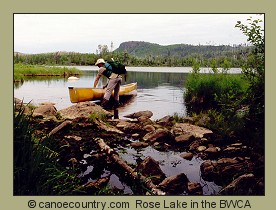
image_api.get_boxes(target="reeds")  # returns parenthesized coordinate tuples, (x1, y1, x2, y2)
(14, 103, 81, 195)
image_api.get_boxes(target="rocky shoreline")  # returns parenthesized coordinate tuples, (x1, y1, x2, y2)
(14, 98, 264, 195)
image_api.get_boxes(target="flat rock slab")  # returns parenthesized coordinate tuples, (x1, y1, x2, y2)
(58, 102, 112, 120)
(171, 123, 213, 139)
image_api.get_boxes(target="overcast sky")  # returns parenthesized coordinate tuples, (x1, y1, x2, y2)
(14, 14, 264, 54)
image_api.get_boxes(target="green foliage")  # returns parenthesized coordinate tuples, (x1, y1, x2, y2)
(210, 59, 218, 73)
(235, 16, 264, 143)
(14, 41, 252, 68)
(185, 73, 248, 112)
(184, 16, 264, 145)
(14, 104, 81, 195)
(192, 59, 200, 73)
(184, 73, 249, 137)
(221, 58, 231, 73)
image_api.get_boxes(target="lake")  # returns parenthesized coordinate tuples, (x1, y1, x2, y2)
(14, 66, 242, 195)
(14, 66, 241, 120)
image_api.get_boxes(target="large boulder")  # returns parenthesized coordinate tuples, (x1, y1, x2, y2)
(156, 115, 174, 127)
(143, 128, 171, 142)
(158, 173, 189, 194)
(32, 103, 57, 119)
(58, 102, 112, 120)
(137, 156, 166, 185)
(175, 133, 195, 144)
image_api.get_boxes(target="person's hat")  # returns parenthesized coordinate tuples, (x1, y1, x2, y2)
(95, 58, 105, 66)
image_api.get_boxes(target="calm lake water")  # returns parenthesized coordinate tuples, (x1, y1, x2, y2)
(14, 66, 241, 195)
(14, 66, 241, 120)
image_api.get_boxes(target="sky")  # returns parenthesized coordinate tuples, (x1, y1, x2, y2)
(14, 14, 264, 54)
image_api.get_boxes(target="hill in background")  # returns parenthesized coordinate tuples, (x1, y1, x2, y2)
(115, 41, 250, 58)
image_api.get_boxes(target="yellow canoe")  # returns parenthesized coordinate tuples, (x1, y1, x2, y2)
(68, 82, 137, 103)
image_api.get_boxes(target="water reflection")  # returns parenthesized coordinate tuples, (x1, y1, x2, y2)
(14, 69, 188, 119)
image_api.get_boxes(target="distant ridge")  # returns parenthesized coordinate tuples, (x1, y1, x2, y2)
(115, 41, 249, 58)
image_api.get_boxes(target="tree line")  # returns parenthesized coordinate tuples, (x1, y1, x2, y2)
(14, 43, 252, 68)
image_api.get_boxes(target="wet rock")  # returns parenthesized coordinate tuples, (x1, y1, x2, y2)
(117, 121, 141, 133)
(187, 182, 203, 195)
(197, 146, 207, 152)
(137, 116, 153, 125)
(156, 115, 174, 127)
(175, 133, 195, 144)
(81, 176, 110, 194)
(203, 146, 221, 159)
(137, 156, 166, 185)
(143, 128, 171, 142)
(64, 135, 82, 141)
(116, 120, 130, 128)
(219, 173, 257, 195)
(189, 140, 202, 151)
(200, 160, 219, 181)
(130, 142, 149, 148)
(144, 124, 155, 132)
(33, 103, 57, 119)
(124, 110, 153, 119)
(58, 102, 112, 120)
(180, 152, 193, 160)
(222, 144, 249, 157)
(158, 173, 189, 194)
(131, 133, 140, 137)
(200, 158, 254, 184)
(205, 146, 220, 154)
(171, 123, 213, 139)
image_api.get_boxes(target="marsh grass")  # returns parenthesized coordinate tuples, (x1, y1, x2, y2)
(14, 64, 81, 81)
(185, 73, 249, 113)
(184, 73, 250, 138)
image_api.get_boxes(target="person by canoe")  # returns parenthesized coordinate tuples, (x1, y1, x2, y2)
(94, 58, 122, 109)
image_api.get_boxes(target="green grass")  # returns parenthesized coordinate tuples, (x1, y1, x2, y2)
(184, 73, 250, 139)
(14, 64, 82, 81)
(185, 73, 249, 113)
(14, 103, 82, 195)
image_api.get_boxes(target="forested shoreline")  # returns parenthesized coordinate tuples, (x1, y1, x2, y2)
(14, 41, 251, 68)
